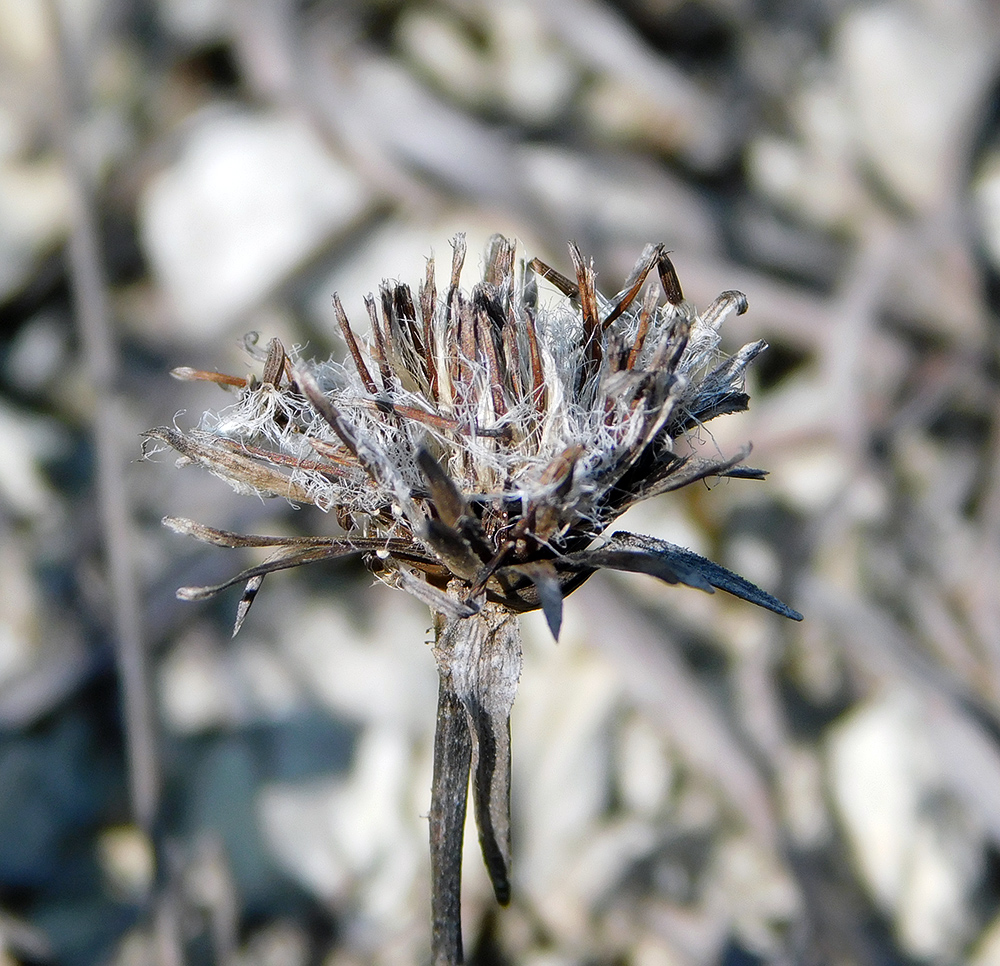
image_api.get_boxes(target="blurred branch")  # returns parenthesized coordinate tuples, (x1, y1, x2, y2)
(45, 0, 159, 835)
(43, 0, 170, 957)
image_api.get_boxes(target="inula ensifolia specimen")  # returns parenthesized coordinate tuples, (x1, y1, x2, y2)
(147, 235, 801, 964)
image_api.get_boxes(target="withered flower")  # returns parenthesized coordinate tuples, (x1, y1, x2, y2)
(146, 235, 801, 964)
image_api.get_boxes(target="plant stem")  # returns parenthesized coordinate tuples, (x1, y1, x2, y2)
(429, 652, 473, 965)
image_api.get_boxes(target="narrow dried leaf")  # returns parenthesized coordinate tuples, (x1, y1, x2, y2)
(581, 532, 803, 620)
(602, 243, 661, 329)
(333, 292, 378, 394)
(527, 257, 579, 298)
(163, 516, 330, 549)
(298, 368, 424, 528)
(418, 448, 469, 529)
(429, 671, 473, 965)
(175, 544, 364, 601)
(394, 567, 480, 618)
(512, 561, 564, 640)
(170, 367, 247, 388)
(657, 251, 684, 305)
(145, 428, 316, 504)
(628, 447, 752, 504)
(424, 518, 483, 581)
(233, 575, 263, 636)
(700, 289, 749, 329)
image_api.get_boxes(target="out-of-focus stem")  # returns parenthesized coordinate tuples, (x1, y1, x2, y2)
(45, 0, 159, 843)
(44, 0, 169, 955)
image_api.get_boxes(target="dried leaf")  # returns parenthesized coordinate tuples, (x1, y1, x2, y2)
(144, 428, 315, 504)
(512, 561, 564, 640)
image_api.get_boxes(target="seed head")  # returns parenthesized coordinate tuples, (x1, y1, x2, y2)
(147, 235, 801, 954)
(147, 234, 801, 635)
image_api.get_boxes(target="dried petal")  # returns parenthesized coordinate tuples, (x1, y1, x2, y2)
(511, 561, 564, 640)
(144, 428, 315, 504)
(558, 532, 803, 621)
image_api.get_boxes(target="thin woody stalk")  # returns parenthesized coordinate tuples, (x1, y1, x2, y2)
(429, 650, 471, 964)
(150, 236, 802, 960)
(430, 604, 521, 962)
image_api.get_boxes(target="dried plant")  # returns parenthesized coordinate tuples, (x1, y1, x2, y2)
(146, 235, 801, 964)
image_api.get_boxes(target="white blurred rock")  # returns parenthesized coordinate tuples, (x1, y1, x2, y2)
(0, 103, 26, 162)
(0, 0, 49, 69)
(257, 725, 426, 954)
(746, 123, 865, 233)
(279, 594, 437, 734)
(835, 2, 996, 212)
(397, 9, 491, 109)
(2, 312, 69, 393)
(237, 922, 310, 966)
(550, 817, 659, 937)
(704, 834, 799, 956)
(883, 229, 986, 345)
(140, 109, 372, 336)
(159, 628, 305, 733)
(159, 629, 239, 732)
(629, 936, 690, 966)
(616, 713, 675, 819)
(971, 911, 1000, 966)
(923, 695, 1000, 851)
(770, 442, 852, 514)
(826, 688, 983, 960)
(258, 777, 352, 900)
(749, 1, 999, 227)
(541, 0, 731, 169)
(0, 531, 41, 690)
(519, 954, 578, 966)
(97, 825, 155, 899)
(396, 2, 577, 127)
(349, 55, 525, 206)
(106, 927, 157, 966)
(0, 401, 61, 519)
(158, 0, 230, 42)
(777, 744, 829, 848)
(513, 611, 621, 930)
(490, 2, 578, 127)
(0, 155, 71, 301)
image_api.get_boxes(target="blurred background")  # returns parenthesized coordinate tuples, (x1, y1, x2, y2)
(3, 0, 1000, 963)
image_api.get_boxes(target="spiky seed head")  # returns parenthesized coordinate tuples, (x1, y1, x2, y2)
(148, 235, 801, 633)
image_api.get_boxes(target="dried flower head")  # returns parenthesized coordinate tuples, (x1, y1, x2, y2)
(146, 235, 801, 963)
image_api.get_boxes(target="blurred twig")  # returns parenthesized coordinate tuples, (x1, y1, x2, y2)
(44, 0, 171, 959)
